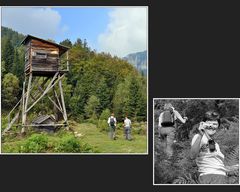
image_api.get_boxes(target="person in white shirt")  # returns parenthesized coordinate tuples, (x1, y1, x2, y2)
(158, 103, 188, 158)
(108, 113, 117, 140)
(190, 111, 238, 184)
(124, 116, 132, 140)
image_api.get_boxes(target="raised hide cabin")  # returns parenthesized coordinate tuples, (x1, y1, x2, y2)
(21, 35, 69, 76)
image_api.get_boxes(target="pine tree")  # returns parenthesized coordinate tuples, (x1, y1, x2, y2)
(136, 78, 147, 121)
(126, 77, 141, 120)
(84, 95, 100, 119)
(96, 78, 111, 113)
(12, 48, 20, 75)
(74, 38, 83, 47)
(1, 60, 6, 79)
(2, 38, 14, 73)
(60, 39, 72, 47)
(113, 77, 131, 119)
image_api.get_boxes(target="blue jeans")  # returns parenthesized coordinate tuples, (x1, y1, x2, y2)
(124, 126, 131, 140)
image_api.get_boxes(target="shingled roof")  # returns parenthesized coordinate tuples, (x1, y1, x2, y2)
(21, 35, 69, 56)
(32, 115, 56, 124)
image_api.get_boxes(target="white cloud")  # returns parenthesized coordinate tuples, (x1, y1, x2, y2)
(2, 7, 68, 40)
(98, 7, 147, 58)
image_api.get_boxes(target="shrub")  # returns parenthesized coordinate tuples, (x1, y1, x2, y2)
(19, 134, 48, 153)
(97, 119, 108, 132)
(54, 136, 97, 153)
(55, 136, 81, 153)
(97, 109, 111, 132)
(86, 117, 98, 125)
(73, 114, 84, 122)
(99, 109, 111, 120)
(1, 116, 8, 130)
(131, 122, 147, 135)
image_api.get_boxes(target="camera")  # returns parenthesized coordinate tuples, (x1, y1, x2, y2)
(201, 122, 214, 129)
(208, 139, 216, 152)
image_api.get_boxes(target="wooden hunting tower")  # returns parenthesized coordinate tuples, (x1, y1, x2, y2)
(22, 35, 69, 76)
(3, 35, 70, 135)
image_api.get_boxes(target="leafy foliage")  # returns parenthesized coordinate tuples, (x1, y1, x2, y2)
(173, 173, 198, 184)
(131, 122, 147, 135)
(19, 134, 48, 153)
(97, 109, 111, 132)
(84, 95, 100, 119)
(2, 73, 20, 109)
(54, 135, 96, 153)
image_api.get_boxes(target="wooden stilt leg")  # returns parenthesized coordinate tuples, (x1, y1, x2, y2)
(22, 73, 32, 133)
(25, 73, 63, 113)
(53, 86, 58, 121)
(58, 74, 68, 130)
(21, 81, 26, 133)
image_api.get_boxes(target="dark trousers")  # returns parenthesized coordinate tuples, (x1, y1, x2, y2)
(109, 125, 116, 139)
(159, 127, 175, 158)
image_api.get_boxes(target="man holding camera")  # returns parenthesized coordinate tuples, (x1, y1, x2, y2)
(190, 111, 238, 184)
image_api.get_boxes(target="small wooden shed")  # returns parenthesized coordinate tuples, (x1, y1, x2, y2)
(21, 35, 69, 76)
(32, 115, 57, 131)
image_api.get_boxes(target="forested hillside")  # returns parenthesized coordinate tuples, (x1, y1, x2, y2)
(1, 26, 147, 121)
(1, 26, 147, 153)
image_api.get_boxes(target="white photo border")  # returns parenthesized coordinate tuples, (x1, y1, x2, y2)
(0, 6, 149, 156)
(153, 98, 240, 186)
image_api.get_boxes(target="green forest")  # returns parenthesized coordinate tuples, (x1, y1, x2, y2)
(1, 26, 147, 153)
(154, 99, 239, 184)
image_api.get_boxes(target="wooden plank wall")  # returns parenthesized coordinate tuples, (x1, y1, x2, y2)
(25, 39, 60, 74)
(24, 41, 31, 74)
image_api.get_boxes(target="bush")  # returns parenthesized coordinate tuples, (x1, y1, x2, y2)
(54, 136, 81, 153)
(54, 136, 96, 153)
(19, 134, 48, 153)
(1, 116, 8, 130)
(86, 118, 98, 125)
(99, 109, 111, 120)
(72, 114, 84, 122)
(131, 122, 147, 135)
(97, 109, 111, 132)
(97, 119, 108, 132)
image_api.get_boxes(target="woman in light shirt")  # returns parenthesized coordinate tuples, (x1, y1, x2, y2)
(190, 111, 238, 184)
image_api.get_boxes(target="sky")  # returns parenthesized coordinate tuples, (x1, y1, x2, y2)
(1, 7, 147, 57)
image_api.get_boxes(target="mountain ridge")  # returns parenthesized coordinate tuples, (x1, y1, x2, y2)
(123, 50, 147, 76)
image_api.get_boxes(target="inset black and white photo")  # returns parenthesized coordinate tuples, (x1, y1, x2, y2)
(153, 99, 239, 185)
